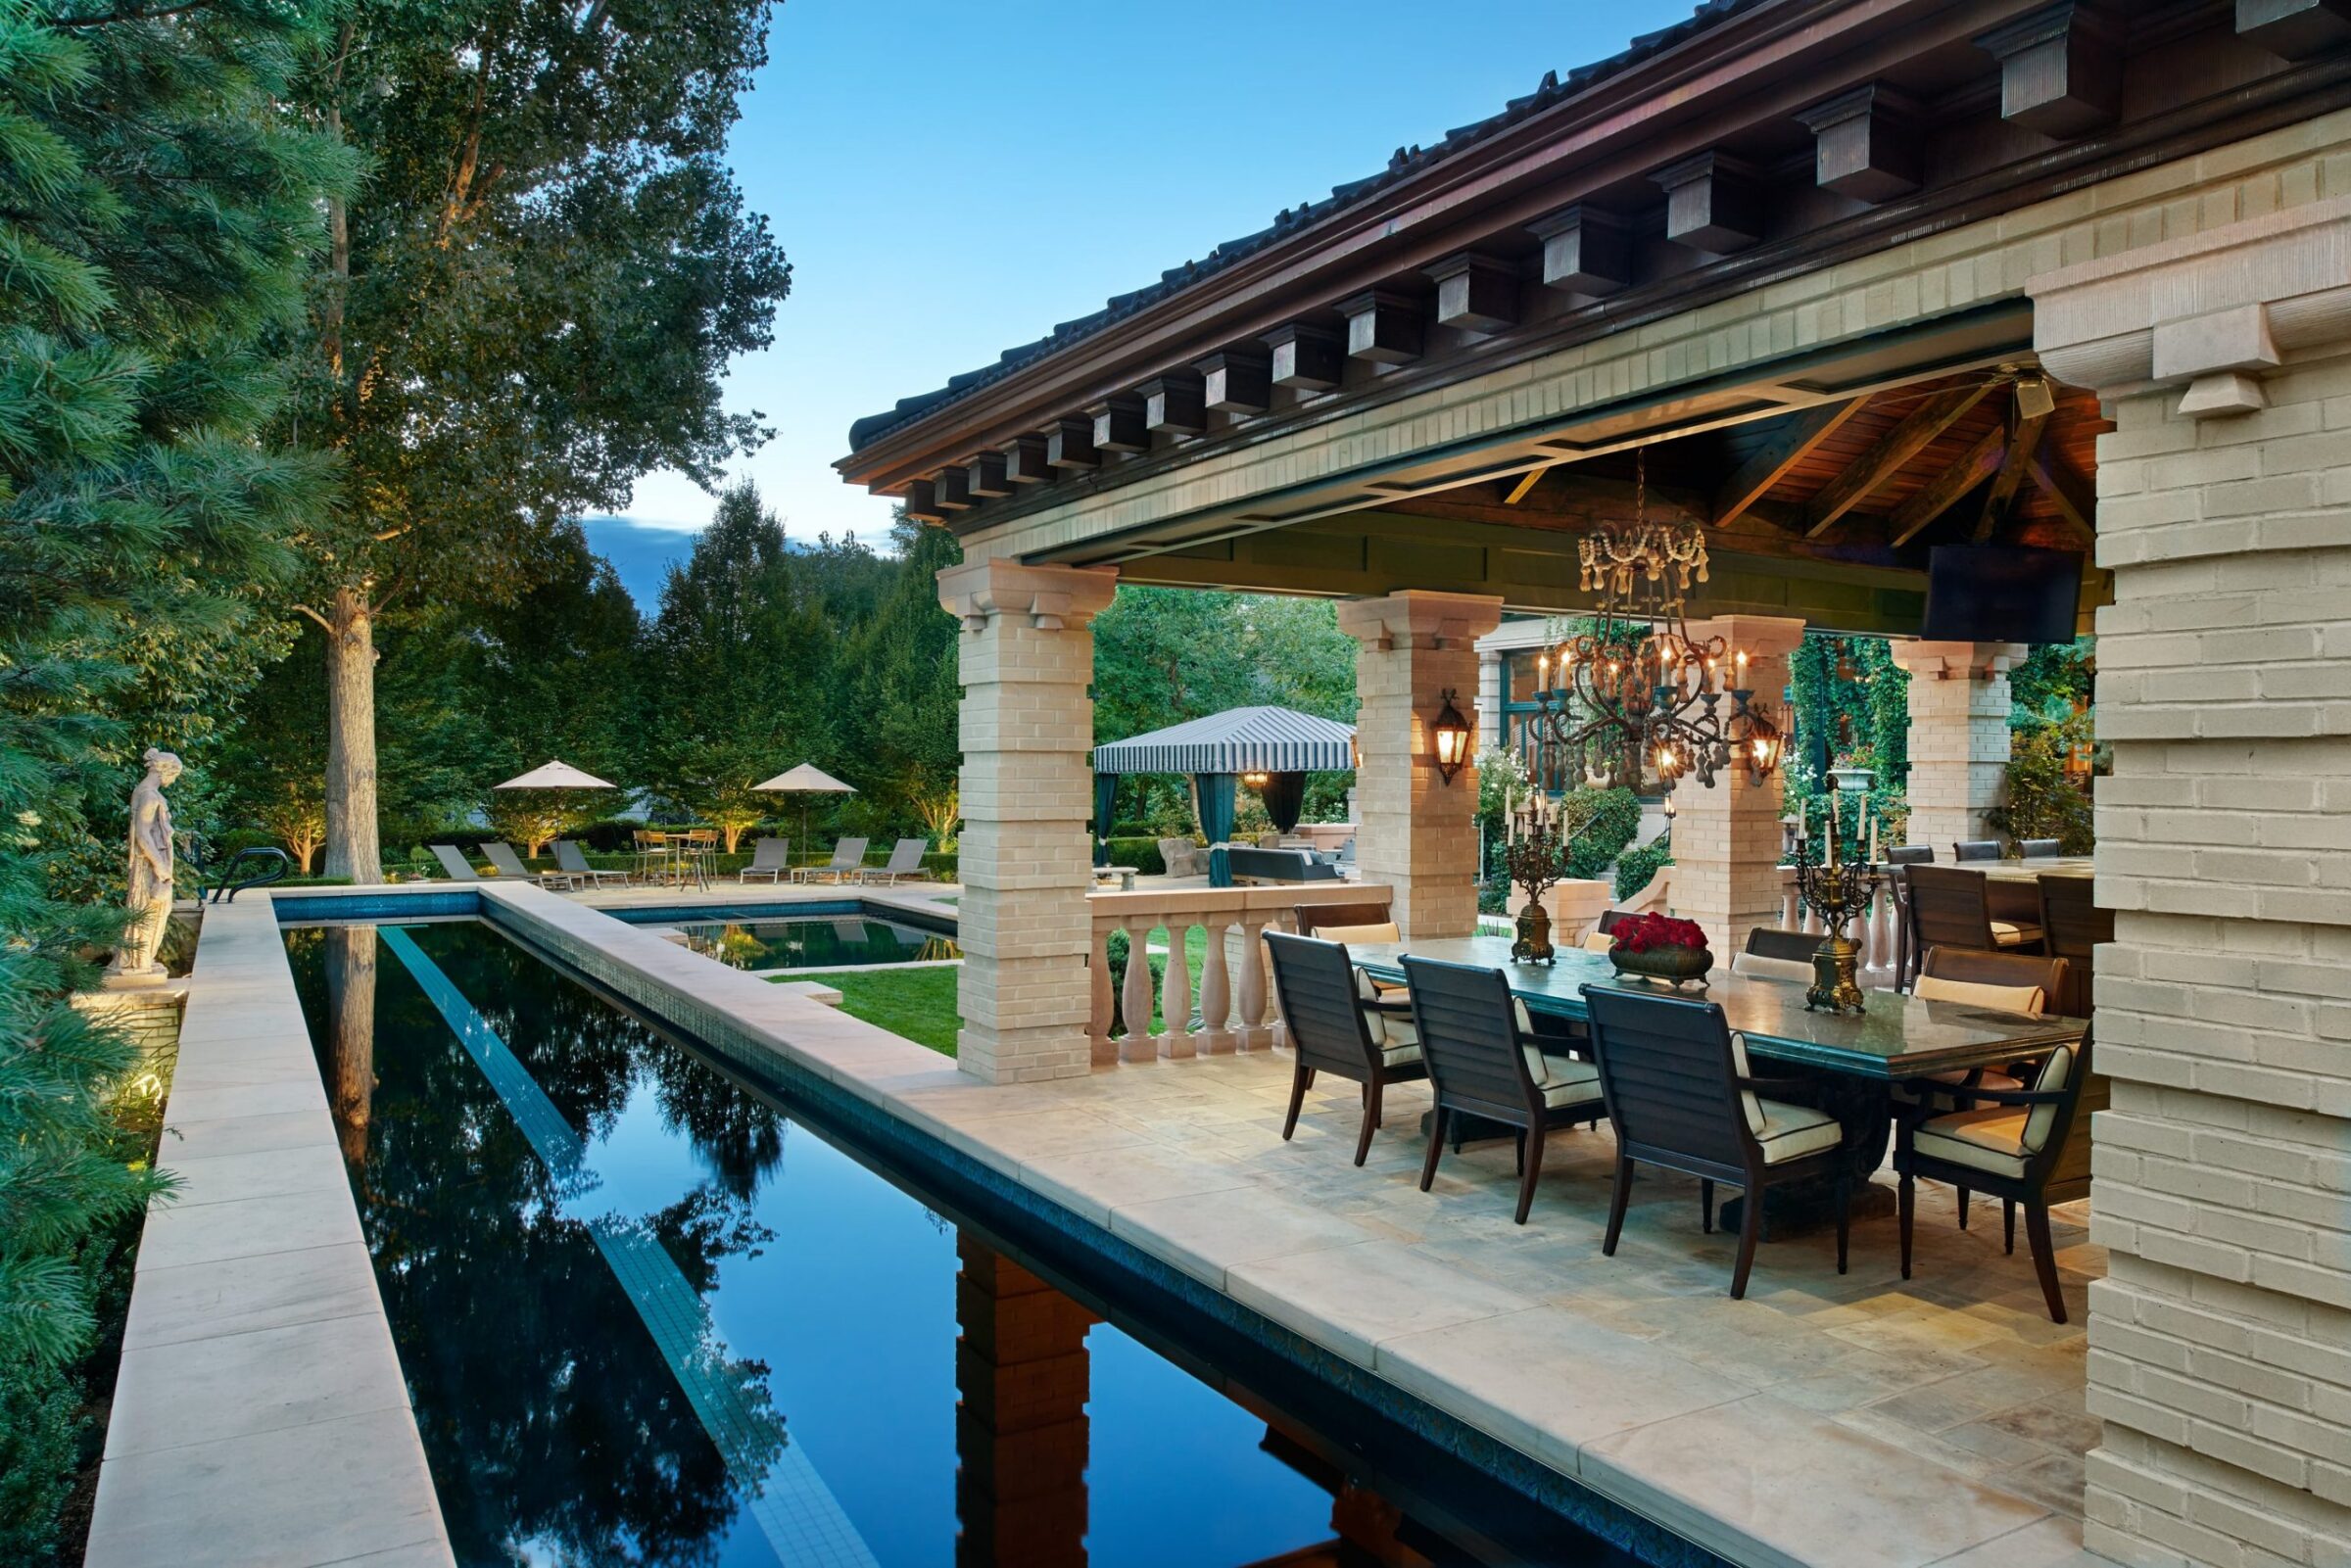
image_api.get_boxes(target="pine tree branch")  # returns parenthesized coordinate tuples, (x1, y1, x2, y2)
(56, 0, 217, 26)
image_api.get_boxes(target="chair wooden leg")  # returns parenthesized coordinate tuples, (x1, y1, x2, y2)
(2025, 1201, 2067, 1324)
(1730, 1189, 1762, 1300)
(1418, 1107, 1447, 1193)
(1957, 1187, 1971, 1230)
(2003, 1199, 2016, 1256)
(1701, 1177, 1715, 1235)
(1513, 1128, 1525, 1176)
(1835, 1169, 1851, 1276)
(1898, 1171, 1915, 1281)
(1355, 1076, 1383, 1167)
(1282, 1064, 1311, 1141)
(1602, 1155, 1632, 1256)
(1513, 1126, 1546, 1225)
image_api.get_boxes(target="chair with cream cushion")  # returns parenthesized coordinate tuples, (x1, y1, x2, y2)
(1907, 865, 2043, 955)
(1896, 1030, 2101, 1323)
(1732, 927, 1817, 984)
(1401, 955, 1605, 1224)
(1896, 946, 2067, 1227)
(1264, 932, 1428, 1166)
(1579, 984, 1851, 1299)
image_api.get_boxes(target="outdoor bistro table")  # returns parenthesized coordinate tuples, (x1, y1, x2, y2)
(1347, 934, 2087, 1232)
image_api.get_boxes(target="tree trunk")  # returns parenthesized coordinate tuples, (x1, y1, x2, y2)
(325, 925, 376, 1165)
(323, 586, 383, 881)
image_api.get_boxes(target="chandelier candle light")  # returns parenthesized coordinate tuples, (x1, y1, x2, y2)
(1518, 451, 1782, 793)
(1790, 771, 1883, 1016)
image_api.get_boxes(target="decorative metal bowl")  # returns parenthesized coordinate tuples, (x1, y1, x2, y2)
(1608, 943, 1713, 989)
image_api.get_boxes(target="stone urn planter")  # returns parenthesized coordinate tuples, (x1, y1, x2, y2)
(1606, 913, 1715, 990)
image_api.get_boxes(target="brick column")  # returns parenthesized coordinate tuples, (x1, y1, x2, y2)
(1671, 615, 1804, 958)
(954, 1236, 1095, 1568)
(1335, 592, 1504, 940)
(1475, 643, 1505, 753)
(1888, 641, 2026, 853)
(2032, 197, 2351, 1568)
(937, 559, 1118, 1084)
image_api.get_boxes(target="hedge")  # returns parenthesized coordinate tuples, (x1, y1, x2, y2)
(1100, 837, 1168, 878)
(1614, 837, 1673, 902)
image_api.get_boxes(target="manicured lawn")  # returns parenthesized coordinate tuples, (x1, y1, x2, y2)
(809, 966, 961, 1055)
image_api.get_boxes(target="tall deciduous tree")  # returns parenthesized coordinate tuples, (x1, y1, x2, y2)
(290, 0, 790, 879)
(843, 515, 962, 843)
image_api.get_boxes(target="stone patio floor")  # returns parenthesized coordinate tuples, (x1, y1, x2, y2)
(941, 1048, 2106, 1568)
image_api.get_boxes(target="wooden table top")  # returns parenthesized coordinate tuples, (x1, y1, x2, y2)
(1971, 856, 2094, 882)
(1348, 935, 2084, 1080)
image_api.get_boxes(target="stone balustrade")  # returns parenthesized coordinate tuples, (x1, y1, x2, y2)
(1086, 883, 1385, 1066)
(1775, 868, 1902, 990)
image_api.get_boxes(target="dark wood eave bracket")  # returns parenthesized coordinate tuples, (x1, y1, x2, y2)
(862, 41, 2351, 546)
(837, 0, 2087, 495)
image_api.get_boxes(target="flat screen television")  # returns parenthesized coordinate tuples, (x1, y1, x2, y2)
(1919, 545, 2083, 645)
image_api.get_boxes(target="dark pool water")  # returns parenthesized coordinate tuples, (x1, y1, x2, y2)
(285, 919, 1632, 1568)
(660, 914, 958, 971)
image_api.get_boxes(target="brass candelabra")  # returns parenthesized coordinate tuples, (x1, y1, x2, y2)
(1789, 797, 1882, 1016)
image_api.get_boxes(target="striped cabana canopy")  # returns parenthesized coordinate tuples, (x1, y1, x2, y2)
(1091, 706, 1356, 775)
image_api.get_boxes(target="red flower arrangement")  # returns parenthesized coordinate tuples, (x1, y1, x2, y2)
(1609, 913, 1708, 954)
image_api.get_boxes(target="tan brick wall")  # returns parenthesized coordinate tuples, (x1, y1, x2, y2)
(1337, 592, 1504, 941)
(1672, 615, 1805, 957)
(938, 560, 1118, 1084)
(1890, 641, 2027, 852)
(2051, 332, 2351, 1560)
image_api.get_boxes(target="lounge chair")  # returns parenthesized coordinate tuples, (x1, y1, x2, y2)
(850, 837, 931, 885)
(429, 844, 483, 882)
(738, 836, 792, 883)
(484, 840, 577, 890)
(554, 839, 630, 888)
(792, 837, 869, 884)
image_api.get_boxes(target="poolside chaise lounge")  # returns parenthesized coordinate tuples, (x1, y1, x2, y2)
(792, 837, 869, 884)
(484, 840, 579, 890)
(849, 838, 932, 885)
(739, 836, 792, 883)
(429, 843, 483, 881)
(554, 839, 630, 888)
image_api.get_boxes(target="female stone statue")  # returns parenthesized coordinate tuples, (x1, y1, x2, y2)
(109, 748, 182, 983)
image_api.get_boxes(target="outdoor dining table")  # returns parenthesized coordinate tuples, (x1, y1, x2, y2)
(1977, 856, 2095, 881)
(1347, 934, 2087, 1229)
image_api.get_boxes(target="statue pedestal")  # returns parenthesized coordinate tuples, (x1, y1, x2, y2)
(101, 970, 171, 992)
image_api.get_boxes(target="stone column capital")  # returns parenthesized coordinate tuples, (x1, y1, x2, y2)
(2028, 194, 2351, 416)
(1335, 590, 1505, 651)
(936, 559, 1118, 632)
(1886, 639, 2028, 680)
(1684, 613, 1807, 659)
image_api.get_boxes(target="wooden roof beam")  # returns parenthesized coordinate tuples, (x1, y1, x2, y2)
(1712, 396, 1870, 528)
(1888, 424, 2005, 546)
(1971, 401, 2051, 542)
(1801, 381, 1994, 538)
(2029, 451, 2095, 541)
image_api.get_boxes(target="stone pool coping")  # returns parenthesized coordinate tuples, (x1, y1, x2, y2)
(83, 894, 453, 1568)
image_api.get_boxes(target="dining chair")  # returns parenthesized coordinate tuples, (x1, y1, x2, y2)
(1731, 927, 1815, 983)
(1896, 1029, 2102, 1322)
(1885, 846, 1936, 987)
(2037, 875, 2110, 1020)
(1403, 956, 1605, 1224)
(1579, 985, 1849, 1299)
(1263, 932, 1427, 1166)
(2020, 838, 2064, 860)
(1952, 839, 2002, 862)
(1292, 899, 1396, 940)
(1901, 945, 2069, 1228)
(1906, 865, 2042, 955)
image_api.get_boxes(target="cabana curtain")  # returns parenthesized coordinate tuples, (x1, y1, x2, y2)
(1195, 773, 1237, 847)
(1257, 772, 1306, 832)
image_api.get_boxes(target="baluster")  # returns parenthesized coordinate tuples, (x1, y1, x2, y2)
(1262, 915, 1288, 1051)
(1869, 882, 1897, 989)
(1090, 921, 1116, 1065)
(1198, 918, 1233, 1053)
(1120, 916, 1156, 1064)
(1160, 919, 1195, 1059)
(1236, 916, 1271, 1050)
(1780, 870, 1800, 930)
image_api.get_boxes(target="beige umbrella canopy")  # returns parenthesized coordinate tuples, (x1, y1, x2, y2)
(754, 762, 855, 847)
(494, 760, 618, 790)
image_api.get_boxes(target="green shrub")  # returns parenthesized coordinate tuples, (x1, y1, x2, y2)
(0, 1354, 76, 1562)
(1988, 719, 2094, 853)
(1102, 837, 1168, 877)
(1560, 786, 1643, 880)
(1614, 836, 1673, 902)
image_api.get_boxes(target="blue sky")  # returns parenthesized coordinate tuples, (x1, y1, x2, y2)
(612, 0, 1701, 560)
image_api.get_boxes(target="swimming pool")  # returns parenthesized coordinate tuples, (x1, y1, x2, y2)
(284, 918, 1633, 1567)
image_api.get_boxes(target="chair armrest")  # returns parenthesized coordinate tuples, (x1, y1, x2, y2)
(1734, 1074, 1813, 1096)
(1362, 994, 1415, 1016)
(1916, 1082, 2065, 1108)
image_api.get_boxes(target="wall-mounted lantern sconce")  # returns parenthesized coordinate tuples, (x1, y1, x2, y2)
(1431, 689, 1471, 785)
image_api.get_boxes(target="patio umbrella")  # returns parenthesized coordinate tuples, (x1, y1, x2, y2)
(491, 760, 616, 855)
(753, 762, 857, 848)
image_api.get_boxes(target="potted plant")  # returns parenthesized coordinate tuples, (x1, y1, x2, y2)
(1607, 912, 1713, 988)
